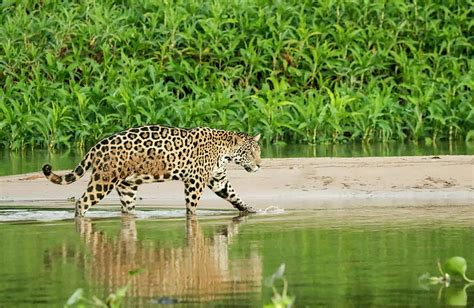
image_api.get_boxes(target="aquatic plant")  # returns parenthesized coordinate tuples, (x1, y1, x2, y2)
(65, 268, 143, 307)
(419, 256, 473, 287)
(264, 263, 295, 308)
(65, 286, 128, 308)
(419, 257, 474, 306)
(0, 1, 472, 150)
(444, 256, 474, 283)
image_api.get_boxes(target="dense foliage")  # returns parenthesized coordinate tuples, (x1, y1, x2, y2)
(0, 0, 473, 150)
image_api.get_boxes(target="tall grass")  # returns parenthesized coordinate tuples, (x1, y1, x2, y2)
(0, 0, 472, 150)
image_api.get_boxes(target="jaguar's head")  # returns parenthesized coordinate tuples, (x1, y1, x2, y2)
(232, 133, 262, 173)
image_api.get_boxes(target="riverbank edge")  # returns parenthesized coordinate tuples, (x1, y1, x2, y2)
(0, 155, 472, 210)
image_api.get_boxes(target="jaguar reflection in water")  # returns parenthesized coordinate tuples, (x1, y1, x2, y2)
(69, 214, 262, 303)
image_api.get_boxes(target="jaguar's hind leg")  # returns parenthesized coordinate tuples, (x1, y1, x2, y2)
(116, 181, 138, 214)
(184, 178, 205, 215)
(75, 176, 115, 217)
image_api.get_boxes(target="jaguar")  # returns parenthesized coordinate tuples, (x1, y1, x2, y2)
(42, 125, 261, 217)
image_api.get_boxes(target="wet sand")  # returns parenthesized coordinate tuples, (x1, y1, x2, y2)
(0, 155, 472, 211)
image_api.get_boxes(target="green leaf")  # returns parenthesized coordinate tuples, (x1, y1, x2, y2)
(272, 294, 296, 308)
(92, 296, 106, 306)
(466, 130, 474, 143)
(65, 288, 84, 306)
(274, 263, 286, 279)
(444, 256, 474, 282)
(128, 268, 145, 276)
(114, 284, 130, 298)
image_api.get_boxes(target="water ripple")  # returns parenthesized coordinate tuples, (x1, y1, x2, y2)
(0, 209, 232, 222)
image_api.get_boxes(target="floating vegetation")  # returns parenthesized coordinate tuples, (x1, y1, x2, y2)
(65, 286, 129, 308)
(65, 268, 144, 307)
(419, 256, 473, 306)
(443, 256, 474, 283)
(420, 256, 473, 285)
(265, 263, 295, 308)
(1, 1, 472, 150)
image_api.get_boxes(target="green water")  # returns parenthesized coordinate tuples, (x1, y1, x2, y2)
(0, 208, 473, 307)
(1, 141, 473, 176)
(263, 140, 474, 158)
(1, 142, 472, 306)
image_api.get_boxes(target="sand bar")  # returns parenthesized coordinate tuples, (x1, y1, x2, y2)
(0, 155, 472, 211)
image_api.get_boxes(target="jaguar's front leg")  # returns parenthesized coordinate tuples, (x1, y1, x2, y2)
(207, 174, 257, 213)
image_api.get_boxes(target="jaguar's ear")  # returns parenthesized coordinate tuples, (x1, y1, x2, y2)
(233, 134, 244, 145)
(254, 133, 261, 142)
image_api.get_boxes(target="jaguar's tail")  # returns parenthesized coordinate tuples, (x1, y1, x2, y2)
(42, 150, 94, 185)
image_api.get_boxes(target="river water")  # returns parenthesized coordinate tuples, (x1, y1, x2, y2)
(0, 141, 473, 306)
(0, 208, 473, 306)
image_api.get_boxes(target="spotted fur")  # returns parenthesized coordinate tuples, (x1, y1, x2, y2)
(42, 125, 261, 216)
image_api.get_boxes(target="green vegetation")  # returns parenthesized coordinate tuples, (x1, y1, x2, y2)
(421, 256, 474, 284)
(0, 0, 472, 150)
(419, 256, 474, 306)
(65, 268, 142, 308)
(444, 256, 474, 283)
(65, 287, 128, 308)
(264, 263, 295, 308)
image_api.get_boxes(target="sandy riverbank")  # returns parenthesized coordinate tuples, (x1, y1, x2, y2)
(0, 155, 472, 211)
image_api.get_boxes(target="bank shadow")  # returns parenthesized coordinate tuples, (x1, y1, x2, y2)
(74, 214, 262, 303)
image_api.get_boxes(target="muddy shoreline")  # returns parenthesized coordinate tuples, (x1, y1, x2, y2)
(0, 155, 473, 211)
